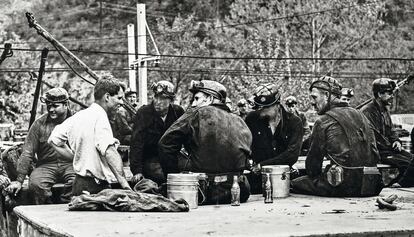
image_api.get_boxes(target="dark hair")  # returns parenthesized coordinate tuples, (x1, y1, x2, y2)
(94, 75, 126, 100)
(125, 91, 137, 98)
(372, 78, 396, 98)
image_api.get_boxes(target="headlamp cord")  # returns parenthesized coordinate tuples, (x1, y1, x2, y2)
(327, 81, 332, 112)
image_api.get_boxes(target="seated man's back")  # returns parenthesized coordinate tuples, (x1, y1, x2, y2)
(159, 80, 252, 204)
(292, 76, 383, 197)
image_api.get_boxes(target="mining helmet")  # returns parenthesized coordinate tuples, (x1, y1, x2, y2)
(250, 83, 281, 110)
(189, 80, 227, 102)
(309, 76, 342, 97)
(237, 98, 248, 107)
(151, 80, 175, 98)
(372, 78, 397, 96)
(40, 88, 69, 104)
(285, 96, 297, 106)
(341, 88, 354, 98)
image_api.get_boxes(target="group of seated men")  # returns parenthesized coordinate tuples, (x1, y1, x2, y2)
(0, 74, 413, 206)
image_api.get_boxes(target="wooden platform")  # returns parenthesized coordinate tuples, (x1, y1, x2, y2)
(12, 187, 414, 237)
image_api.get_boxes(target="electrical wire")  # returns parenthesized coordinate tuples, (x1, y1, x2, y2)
(8, 0, 384, 45)
(51, 44, 95, 85)
(2, 47, 413, 61)
(0, 66, 411, 78)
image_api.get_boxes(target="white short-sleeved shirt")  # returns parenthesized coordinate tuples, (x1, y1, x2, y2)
(48, 103, 119, 181)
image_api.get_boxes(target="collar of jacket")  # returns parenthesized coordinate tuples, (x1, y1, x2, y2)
(373, 98, 388, 113)
(211, 103, 231, 112)
(326, 101, 349, 112)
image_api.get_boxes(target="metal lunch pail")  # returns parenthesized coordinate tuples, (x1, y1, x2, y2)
(167, 173, 200, 209)
(261, 165, 290, 198)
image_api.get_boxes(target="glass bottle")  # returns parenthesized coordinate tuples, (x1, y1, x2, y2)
(231, 175, 240, 206)
(264, 173, 273, 204)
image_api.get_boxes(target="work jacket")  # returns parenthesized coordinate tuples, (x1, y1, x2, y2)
(304, 102, 383, 196)
(113, 107, 135, 145)
(158, 103, 252, 174)
(360, 100, 400, 154)
(245, 107, 304, 167)
(16, 110, 72, 183)
(129, 103, 184, 175)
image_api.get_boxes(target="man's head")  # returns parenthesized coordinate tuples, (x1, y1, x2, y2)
(151, 80, 175, 116)
(40, 87, 69, 121)
(125, 90, 137, 105)
(189, 80, 227, 108)
(339, 88, 354, 105)
(309, 76, 342, 115)
(372, 78, 396, 106)
(94, 75, 126, 114)
(284, 95, 298, 114)
(237, 98, 249, 114)
(250, 83, 282, 119)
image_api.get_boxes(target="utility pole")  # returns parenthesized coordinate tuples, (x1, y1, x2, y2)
(137, 3, 147, 106)
(99, 0, 102, 35)
(127, 23, 137, 92)
(129, 4, 160, 106)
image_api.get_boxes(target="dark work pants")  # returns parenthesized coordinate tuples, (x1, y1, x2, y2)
(246, 172, 263, 195)
(291, 173, 383, 197)
(202, 175, 250, 205)
(380, 150, 414, 187)
(71, 175, 111, 196)
(143, 160, 165, 185)
(396, 151, 414, 187)
(291, 165, 383, 197)
(28, 162, 75, 204)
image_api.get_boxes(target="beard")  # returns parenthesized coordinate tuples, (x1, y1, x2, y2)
(384, 97, 393, 106)
(155, 106, 169, 117)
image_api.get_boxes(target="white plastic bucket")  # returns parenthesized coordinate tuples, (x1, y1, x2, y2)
(262, 165, 290, 198)
(167, 173, 199, 209)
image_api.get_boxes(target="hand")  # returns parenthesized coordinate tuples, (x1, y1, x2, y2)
(120, 180, 133, 191)
(0, 175, 10, 188)
(5, 181, 22, 196)
(246, 159, 254, 170)
(131, 173, 144, 184)
(392, 141, 402, 152)
(251, 164, 261, 174)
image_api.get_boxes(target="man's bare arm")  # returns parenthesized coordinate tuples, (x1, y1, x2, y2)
(49, 142, 74, 162)
(104, 145, 131, 190)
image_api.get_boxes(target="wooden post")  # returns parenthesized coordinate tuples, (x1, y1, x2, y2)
(137, 3, 147, 106)
(127, 23, 137, 92)
(29, 48, 48, 129)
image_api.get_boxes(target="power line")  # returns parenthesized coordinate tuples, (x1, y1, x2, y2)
(9, 1, 381, 45)
(0, 66, 410, 78)
(2, 47, 413, 61)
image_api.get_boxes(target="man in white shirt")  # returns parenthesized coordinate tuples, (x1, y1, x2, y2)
(48, 75, 131, 195)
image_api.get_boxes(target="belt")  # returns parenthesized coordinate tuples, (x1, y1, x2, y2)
(76, 174, 109, 186)
(363, 166, 380, 175)
(206, 172, 241, 183)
